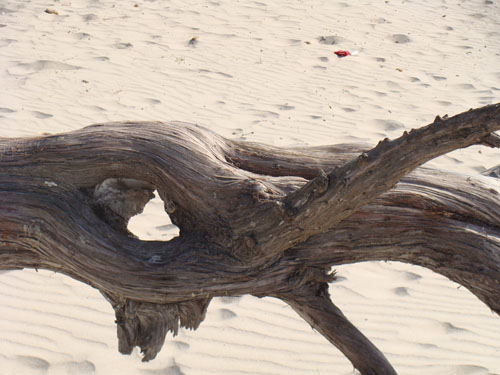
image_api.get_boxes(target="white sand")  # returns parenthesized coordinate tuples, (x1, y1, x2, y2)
(1, 0, 499, 374)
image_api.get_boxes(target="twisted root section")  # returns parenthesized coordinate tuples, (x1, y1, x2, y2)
(103, 292, 211, 361)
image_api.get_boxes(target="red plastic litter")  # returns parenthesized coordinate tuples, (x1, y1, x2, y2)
(334, 50, 351, 57)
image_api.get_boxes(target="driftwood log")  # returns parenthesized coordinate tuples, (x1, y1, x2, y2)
(1, 104, 500, 374)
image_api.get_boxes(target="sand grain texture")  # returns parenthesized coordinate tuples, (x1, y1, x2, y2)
(1, 0, 499, 374)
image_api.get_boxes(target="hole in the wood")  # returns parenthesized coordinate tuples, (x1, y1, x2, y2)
(128, 190, 180, 241)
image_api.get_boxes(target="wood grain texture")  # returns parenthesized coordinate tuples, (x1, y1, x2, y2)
(1, 104, 499, 373)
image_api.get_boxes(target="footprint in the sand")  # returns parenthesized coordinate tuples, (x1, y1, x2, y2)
(172, 341, 190, 351)
(73, 32, 91, 40)
(31, 111, 53, 119)
(81, 13, 98, 22)
(166, 365, 185, 375)
(403, 271, 422, 281)
(144, 98, 162, 105)
(251, 109, 280, 118)
(342, 107, 356, 112)
(85, 105, 106, 112)
(469, 13, 487, 19)
(441, 322, 469, 333)
(374, 119, 405, 132)
(373, 90, 387, 97)
(437, 100, 452, 106)
(452, 365, 489, 375)
(479, 97, 495, 105)
(371, 17, 389, 24)
(16, 356, 50, 372)
(8, 60, 81, 75)
(277, 104, 295, 111)
(390, 34, 411, 44)
(385, 80, 402, 89)
(0, 38, 15, 47)
(432, 75, 447, 81)
(217, 308, 237, 320)
(114, 42, 133, 49)
(393, 287, 409, 296)
(198, 69, 233, 78)
(58, 361, 96, 374)
(318, 35, 344, 45)
(477, 89, 494, 95)
(0, 6, 15, 14)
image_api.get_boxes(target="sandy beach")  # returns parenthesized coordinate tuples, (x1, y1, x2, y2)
(1, 0, 499, 374)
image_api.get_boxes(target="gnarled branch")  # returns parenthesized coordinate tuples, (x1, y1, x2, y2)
(1, 103, 499, 373)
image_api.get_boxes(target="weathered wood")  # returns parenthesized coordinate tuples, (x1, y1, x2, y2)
(1, 103, 499, 372)
(280, 284, 397, 375)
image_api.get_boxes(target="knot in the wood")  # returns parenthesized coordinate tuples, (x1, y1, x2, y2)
(282, 170, 329, 217)
(282, 265, 336, 297)
(164, 199, 176, 214)
(248, 179, 273, 202)
(92, 178, 155, 234)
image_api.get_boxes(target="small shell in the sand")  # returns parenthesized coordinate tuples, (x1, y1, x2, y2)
(318, 35, 344, 45)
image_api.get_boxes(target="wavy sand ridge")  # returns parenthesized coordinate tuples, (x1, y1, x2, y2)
(1, 0, 500, 374)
